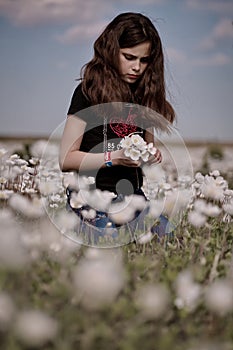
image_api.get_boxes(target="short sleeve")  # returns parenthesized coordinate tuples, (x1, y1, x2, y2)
(67, 83, 91, 115)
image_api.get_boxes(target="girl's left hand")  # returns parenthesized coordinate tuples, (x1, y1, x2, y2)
(147, 148, 162, 165)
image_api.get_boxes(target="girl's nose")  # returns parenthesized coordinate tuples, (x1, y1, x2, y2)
(132, 60, 141, 72)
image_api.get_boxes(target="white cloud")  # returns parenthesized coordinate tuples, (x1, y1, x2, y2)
(0, 0, 112, 26)
(213, 18, 233, 39)
(200, 18, 233, 50)
(186, 0, 233, 14)
(118, 0, 164, 4)
(0, 0, 165, 44)
(165, 47, 187, 64)
(192, 53, 231, 67)
(56, 21, 108, 43)
(166, 47, 231, 68)
(0, 0, 167, 27)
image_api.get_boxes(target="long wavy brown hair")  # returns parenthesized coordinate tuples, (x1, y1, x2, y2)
(81, 12, 175, 124)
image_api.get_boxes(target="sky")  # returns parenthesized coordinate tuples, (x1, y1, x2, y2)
(0, 0, 232, 142)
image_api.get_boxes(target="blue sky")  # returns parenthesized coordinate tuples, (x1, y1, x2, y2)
(0, 0, 232, 142)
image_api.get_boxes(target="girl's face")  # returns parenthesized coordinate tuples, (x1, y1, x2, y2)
(118, 41, 151, 84)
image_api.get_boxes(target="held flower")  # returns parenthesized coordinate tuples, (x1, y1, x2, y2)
(141, 150, 150, 162)
(119, 136, 133, 149)
(119, 133, 157, 162)
(147, 142, 157, 155)
(126, 148, 141, 161)
(130, 134, 147, 149)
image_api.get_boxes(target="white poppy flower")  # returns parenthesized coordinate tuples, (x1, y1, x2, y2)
(0, 148, 8, 158)
(14, 310, 58, 347)
(86, 189, 116, 212)
(135, 283, 170, 319)
(126, 148, 141, 161)
(194, 199, 207, 213)
(174, 270, 201, 311)
(81, 208, 96, 220)
(29, 157, 40, 165)
(195, 172, 204, 184)
(200, 175, 225, 201)
(30, 140, 48, 158)
(130, 134, 146, 148)
(72, 252, 126, 310)
(120, 134, 153, 162)
(123, 148, 132, 158)
(0, 190, 14, 200)
(119, 136, 132, 149)
(56, 211, 79, 231)
(147, 142, 157, 155)
(70, 191, 87, 208)
(149, 199, 164, 218)
(203, 203, 221, 217)
(39, 180, 58, 196)
(15, 158, 28, 166)
(137, 231, 153, 244)
(188, 210, 206, 227)
(109, 202, 135, 225)
(223, 200, 233, 216)
(224, 189, 233, 198)
(124, 194, 147, 211)
(163, 189, 192, 217)
(143, 163, 166, 183)
(204, 279, 233, 315)
(10, 153, 20, 160)
(141, 150, 150, 162)
(9, 194, 45, 219)
(0, 177, 7, 185)
(209, 170, 220, 177)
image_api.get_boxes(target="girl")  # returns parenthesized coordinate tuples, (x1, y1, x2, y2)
(59, 12, 175, 245)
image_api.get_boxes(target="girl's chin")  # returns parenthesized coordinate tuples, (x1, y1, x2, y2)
(121, 77, 138, 84)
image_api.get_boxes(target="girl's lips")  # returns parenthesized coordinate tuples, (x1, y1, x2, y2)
(127, 74, 140, 79)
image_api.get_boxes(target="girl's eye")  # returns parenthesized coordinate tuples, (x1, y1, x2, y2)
(123, 54, 134, 61)
(140, 57, 150, 64)
(123, 53, 150, 63)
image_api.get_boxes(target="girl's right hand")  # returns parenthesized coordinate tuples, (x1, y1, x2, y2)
(111, 149, 141, 167)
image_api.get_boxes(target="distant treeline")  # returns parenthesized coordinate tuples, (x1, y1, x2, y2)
(0, 135, 232, 147)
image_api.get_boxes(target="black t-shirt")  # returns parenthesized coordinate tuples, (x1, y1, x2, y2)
(67, 83, 145, 195)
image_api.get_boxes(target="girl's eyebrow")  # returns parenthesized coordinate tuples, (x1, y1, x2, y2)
(122, 53, 150, 59)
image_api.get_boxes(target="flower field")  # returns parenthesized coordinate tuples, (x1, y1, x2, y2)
(0, 138, 233, 350)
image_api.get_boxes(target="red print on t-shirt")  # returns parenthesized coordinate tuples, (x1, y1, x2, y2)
(109, 109, 138, 138)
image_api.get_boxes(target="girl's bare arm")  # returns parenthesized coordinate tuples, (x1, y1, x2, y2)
(59, 115, 141, 172)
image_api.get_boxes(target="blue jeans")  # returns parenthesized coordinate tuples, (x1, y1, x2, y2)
(66, 187, 174, 244)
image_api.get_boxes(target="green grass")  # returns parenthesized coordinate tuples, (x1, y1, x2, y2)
(0, 139, 233, 350)
(0, 218, 232, 350)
